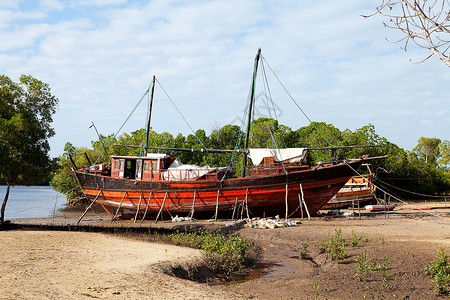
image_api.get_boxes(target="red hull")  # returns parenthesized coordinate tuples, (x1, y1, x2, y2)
(74, 160, 364, 219)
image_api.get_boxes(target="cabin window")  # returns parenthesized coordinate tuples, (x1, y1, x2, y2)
(114, 160, 119, 170)
(152, 161, 157, 170)
(144, 161, 149, 171)
(263, 156, 275, 165)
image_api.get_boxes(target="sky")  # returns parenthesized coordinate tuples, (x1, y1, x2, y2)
(1, 0, 449, 158)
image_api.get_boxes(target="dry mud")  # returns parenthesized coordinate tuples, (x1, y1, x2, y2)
(2, 201, 449, 299)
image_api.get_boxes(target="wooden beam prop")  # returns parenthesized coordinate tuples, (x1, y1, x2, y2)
(111, 192, 127, 222)
(77, 190, 102, 224)
(155, 192, 168, 223)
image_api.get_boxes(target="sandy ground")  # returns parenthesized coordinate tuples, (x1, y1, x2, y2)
(0, 231, 240, 299)
(2, 201, 450, 299)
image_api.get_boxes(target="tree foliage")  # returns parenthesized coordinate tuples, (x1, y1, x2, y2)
(412, 137, 441, 165)
(0, 74, 58, 223)
(438, 140, 450, 169)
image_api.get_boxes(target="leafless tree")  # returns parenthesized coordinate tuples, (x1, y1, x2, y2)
(364, 0, 450, 67)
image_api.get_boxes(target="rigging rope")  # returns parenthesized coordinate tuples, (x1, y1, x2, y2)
(260, 58, 287, 173)
(344, 160, 409, 205)
(156, 78, 208, 151)
(221, 74, 254, 181)
(261, 58, 287, 148)
(375, 177, 449, 199)
(93, 82, 153, 165)
(344, 161, 447, 218)
(261, 54, 333, 147)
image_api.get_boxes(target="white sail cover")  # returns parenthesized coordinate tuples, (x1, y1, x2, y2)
(161, 159, 225, 181)
(248, 148, 307, 165)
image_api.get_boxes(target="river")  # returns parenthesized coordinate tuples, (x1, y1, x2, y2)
(0, 185, 67, 219)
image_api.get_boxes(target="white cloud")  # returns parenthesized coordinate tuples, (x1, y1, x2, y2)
(1, 0, 449, 157)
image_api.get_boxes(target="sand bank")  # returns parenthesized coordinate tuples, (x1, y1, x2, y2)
(0, 231, 239, 299)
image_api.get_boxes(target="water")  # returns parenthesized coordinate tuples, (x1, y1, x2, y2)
(0, 185, 67, 219)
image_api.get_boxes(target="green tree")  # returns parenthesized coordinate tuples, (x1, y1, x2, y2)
(438, 140, 450, 169)
(412, 137, 441, 165)
(0, 75, 58, 223)
(50, 142, 90, 204)
(294, 122, 344, 164)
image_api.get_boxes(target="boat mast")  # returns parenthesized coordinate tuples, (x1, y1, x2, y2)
(144, 76, 156, 155)
(241, 48, 261, 177)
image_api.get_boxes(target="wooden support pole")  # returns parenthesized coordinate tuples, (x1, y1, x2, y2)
(285, 183, 289, 220)
(99, 203, 114, 219)
(112, 192, 127, 222)
(134, 192, 143, 223)
(358, 198, 361, 220)
(214, 190, 220, 221)
(298, 184, 303, 220)
(298, 194, 303, 220)
(77, 190, 102, 224)
(52, 192, 58, 223)
(141, 192, 152, 223)
(387, 195, 391, 219)
(352, 199, 355, 217)
(245, 188, 250, 220)
(232, 197, 238, 221)
(155, 192, 168, 223)
(299, 184, 310, 220)
(189, 191, 196, 219)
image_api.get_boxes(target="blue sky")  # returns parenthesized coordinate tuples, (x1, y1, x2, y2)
(1, 0, 449, 158)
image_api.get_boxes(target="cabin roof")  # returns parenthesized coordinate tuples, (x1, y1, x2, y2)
(111, 153, 170, 160)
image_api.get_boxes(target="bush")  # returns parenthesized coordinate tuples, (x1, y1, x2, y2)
(425, 249, 450, 296)
(170, 230, 251, 279)
(314, 228, 348, 263)
(327, 228, 348, 263)
(299, 241, 309, 259)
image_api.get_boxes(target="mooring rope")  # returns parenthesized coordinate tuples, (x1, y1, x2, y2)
(375, 177, 449, 199)
(4, 185, 82, 217)
(5, 192, 65, 216)
(91, 82, 153, 165)
(344, 161, 447, 218)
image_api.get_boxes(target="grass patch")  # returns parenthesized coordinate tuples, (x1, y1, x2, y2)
(298, 241, 309, 259)
(425, 249, 450, 296)
(314, 228, 348, 263)
(354, 249, 396, 289)
(325, 228, 348, 263)
(170, 229, 252, 279)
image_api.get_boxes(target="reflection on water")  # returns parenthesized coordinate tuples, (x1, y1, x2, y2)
(0, 185, 67, 219)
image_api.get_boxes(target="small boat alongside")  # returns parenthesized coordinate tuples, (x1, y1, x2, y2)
(321, 167, 376, 210)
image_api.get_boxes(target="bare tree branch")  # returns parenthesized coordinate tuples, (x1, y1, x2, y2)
(364, 0, 450, 67)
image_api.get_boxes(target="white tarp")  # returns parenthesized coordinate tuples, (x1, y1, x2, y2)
(248, 148, 307, 165)
(161, 159, 225, 181)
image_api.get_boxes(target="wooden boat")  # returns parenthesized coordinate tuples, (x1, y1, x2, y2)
(321, 172, 376, 210)
(70, 49, 374, 220)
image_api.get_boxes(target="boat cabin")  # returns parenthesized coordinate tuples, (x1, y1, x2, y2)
(111, 153, 175, 180)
